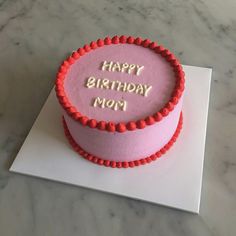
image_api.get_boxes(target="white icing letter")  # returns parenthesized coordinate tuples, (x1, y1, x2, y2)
(93, 97, 105, 108)
(110, 80, 117, 90)
(136, 65, 144, 76)
(128, 64, 136, 74)
(117, 100, 127, 111)
(96, 78, 101, 88)
(106, 99, 115, 109)
(135, 84, 144, 95)
(100, 78, 110, 89)
(85, 76, 96, 88)
(116, 81, 127, 92)
(121, 63, 129, 73)
(101, 61, 113, 71)
(126, 83, 136, 93)
(143, 84, 152, 96)
(112, 62, 121, 72)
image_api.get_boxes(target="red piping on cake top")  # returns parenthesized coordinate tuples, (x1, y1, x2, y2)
(55, 35, 185, 133)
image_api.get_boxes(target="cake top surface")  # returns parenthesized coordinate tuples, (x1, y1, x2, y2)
(55, 36, 184, 132)
(64, 43, 175, 123)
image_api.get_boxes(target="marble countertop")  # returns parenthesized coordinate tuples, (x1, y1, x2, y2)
(1, 0, 236, 235)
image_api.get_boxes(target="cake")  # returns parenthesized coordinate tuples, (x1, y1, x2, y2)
(55, 35, 185, 168)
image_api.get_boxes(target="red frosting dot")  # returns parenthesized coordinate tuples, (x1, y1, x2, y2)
(136, 120, 146, 129)
(134, 37, 142, 45)
(129, 161, 135, 167)
(98, 159, 104, 165)
(153, 112, 163, 121)
(164, 143, 171, 151)
(150, 154, 157, 161)
(62, 60, 70, 67)
(119, 35, 127, 43)
(88, 119, 97, 128)
(97, 39, 104, 47)
(67, 56, 75, 65)
(173, 89, 182, 98)
(140, 158, 147, 165)
(179, 77, 185, 85)
(149, 42, 158, 49)
(92, 157, 98, 163)
(171, 59, 179, 67)
(104, 160, 110, 167)
(156, 151, 162, 158)
(116, 162, 122, 168)
(127, 36, 135, 44)
(79, 116, 89, 125)
(112, 36, 119, 44)
(145, 116, 155, 125)
(161, 108, 169, 117)
(171, 96, 179, 105)
(68, 106, 77, 114)
(59, 65, 67, 73)
(73, 112, 81, 120)
(104, 36, 112, 45)
(72, 51, 80, 59)
(87, 155, 93, 161)
(83, 44, 91, 52)
(160, 148, 166, 154)
(166, 54, 176, 62)
(142, 39, 151, 48)
(122, 162, 129, 168)
(111, 161, 116, 168)
(56, 72, 65, 80)
(161, 49, 171, 57)
(166, 102, 174, 111)
(77, 48, 85, 55)
(107, 122, 116, 132)
(90, 41, 97, 49)
(155, 45, 165, 53)
(134, 160, 140, 166)
(98, 121, 106, 130)
(116, 123, 127, 132)
(127, 121, 136, 131)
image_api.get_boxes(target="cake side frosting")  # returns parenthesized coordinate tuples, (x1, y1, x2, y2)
(63, 96, 183, 162)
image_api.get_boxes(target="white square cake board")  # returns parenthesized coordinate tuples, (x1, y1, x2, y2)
(10, 65, 212, 213)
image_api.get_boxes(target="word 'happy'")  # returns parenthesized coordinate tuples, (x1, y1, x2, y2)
(101, 61, 144, 76)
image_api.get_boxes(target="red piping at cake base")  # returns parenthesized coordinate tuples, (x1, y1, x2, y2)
(62, 112, 183, 168)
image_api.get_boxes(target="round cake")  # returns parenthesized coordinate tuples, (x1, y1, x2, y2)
(55, 35, 185, 168)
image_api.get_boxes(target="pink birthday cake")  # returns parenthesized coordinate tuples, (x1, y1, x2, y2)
(55, 36, 185, 168)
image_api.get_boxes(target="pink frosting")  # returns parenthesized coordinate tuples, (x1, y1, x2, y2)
(64, 44, 175, 123)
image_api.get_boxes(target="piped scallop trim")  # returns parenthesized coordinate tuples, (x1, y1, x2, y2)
(62, 112, 183, 168)
(55, 35, 185, 133)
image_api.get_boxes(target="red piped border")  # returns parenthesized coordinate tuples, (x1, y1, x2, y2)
(62, 112, 183, 168)
(55, 35, 185, 133)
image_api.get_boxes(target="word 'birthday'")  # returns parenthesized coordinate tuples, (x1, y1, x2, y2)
(101, 61, 144, 76)
(85, 76, 152, 97)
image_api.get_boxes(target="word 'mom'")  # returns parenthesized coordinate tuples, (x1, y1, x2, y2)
(92, 97, 127, 111)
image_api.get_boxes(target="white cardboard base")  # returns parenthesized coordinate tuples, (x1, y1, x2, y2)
(10, 65, 212, 213)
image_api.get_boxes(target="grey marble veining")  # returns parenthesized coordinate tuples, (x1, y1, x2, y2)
(0, 0, 236, 235)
